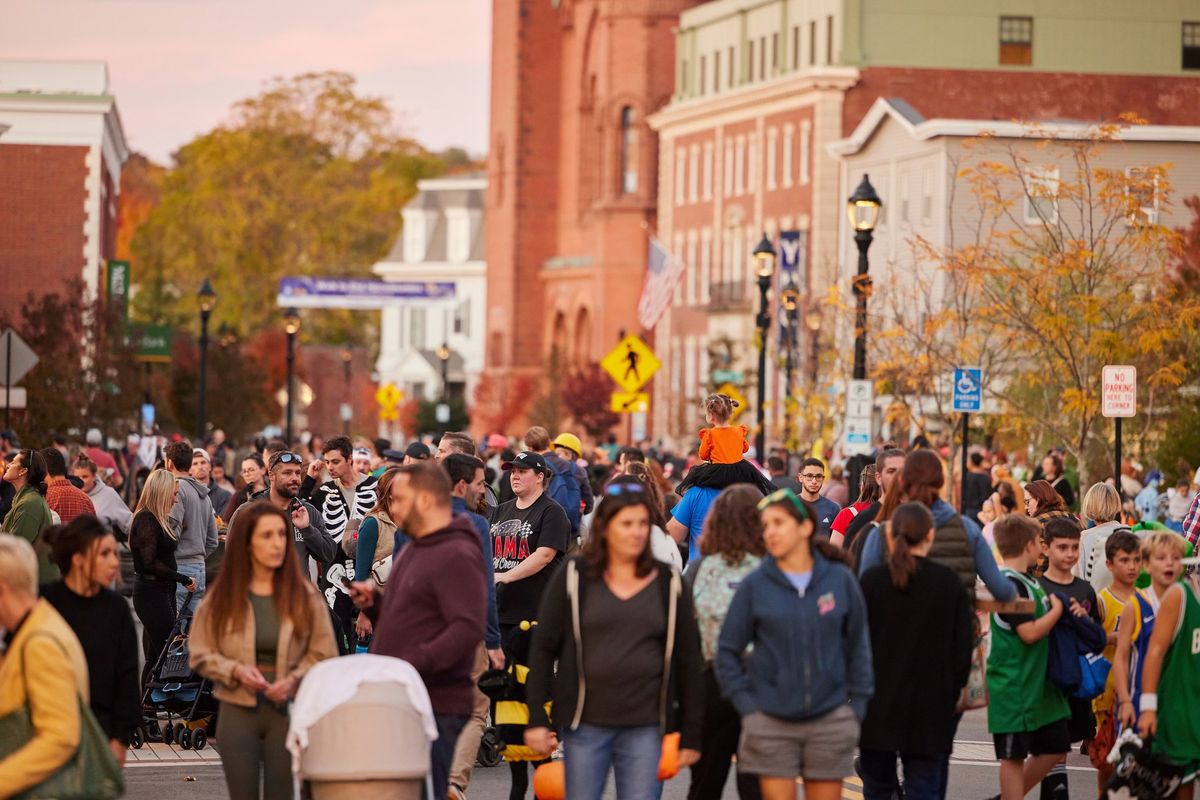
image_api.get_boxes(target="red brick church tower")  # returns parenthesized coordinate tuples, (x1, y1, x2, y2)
(485, 0, 697, 388)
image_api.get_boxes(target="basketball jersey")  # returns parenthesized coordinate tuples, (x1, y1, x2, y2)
(1094, 586, 1135, 713)
(1128, 590, 1159, 719)
(1153, 582, 1200, 764)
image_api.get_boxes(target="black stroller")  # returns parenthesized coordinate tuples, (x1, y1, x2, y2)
(130, 592, 218, 750)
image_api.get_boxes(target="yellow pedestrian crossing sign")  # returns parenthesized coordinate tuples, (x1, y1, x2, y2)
(601, 334, 660, 393)
(375, 382, 403, 422)
(714, 382, 747, 421)
(610, 391, 650, 414)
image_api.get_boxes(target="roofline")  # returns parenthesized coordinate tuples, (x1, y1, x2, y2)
(828, 96, 1200, 157)
(415, 175, 487, 192)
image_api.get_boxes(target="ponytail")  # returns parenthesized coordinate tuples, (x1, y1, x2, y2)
(886, 502, 935, 589)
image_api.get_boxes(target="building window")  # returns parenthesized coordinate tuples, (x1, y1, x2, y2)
(620, 106, 638, 194)
(747, 40, 755, 82)
(760, 36, 767, 79)
(1126, 167, 1161, 225)
(714, 50, 721, 92)
(724, 139, 734, 197)
(699, 55, 707, 94)
(453, 298, 470, 335)
(1184, 23, 1200, 69)
(782, 125, 794, 187)
(766, 127, 778, 190)
(809, 21, 817, 65)
(999, 16, 1033, 66)
(735, 136, 746, 195)
(681, 58, 689, 95)
(702, 141, 714, 200)
(899, 173, 910, 223)
(792, 26, 800, 69)
(1023, 167, 1059, 224)
(687, 232, 698, 304)
(772, 32, 779, 71)
(410, 307, 427, 350)
(675, 148, 687, 206)
(921, 166, 934, 223)
(826, 15, 834, 64)
(403, 213, 426, 263)
(729, 46, 736, 87)
(688, 145, 700, 203)
(747, 133, 758, 192)
(446, 210, 471, 263)
(798, 121, 811, 185)
(673, 232, 686, 306)
(701, 228, 712, 303)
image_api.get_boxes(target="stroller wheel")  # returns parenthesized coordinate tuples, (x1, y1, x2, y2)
(174, 722, 187, 745)
(178, 728, 192, 750)
(162, 722, 174, 745)
(476, 727, 504, 768)
(192, 729, 207, 751)
(130, 727, 143, 750)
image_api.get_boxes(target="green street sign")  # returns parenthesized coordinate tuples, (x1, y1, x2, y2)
(712, 369, 744, 384)
(127, 325, 172, 363)
(107, 260, 130, 324)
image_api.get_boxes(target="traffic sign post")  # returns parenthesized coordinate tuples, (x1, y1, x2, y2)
(0, 329, 38, 429)
(600, 334, 661, 394)
(610, 391, 650, 414)
(1103, 365, 1137, 495)
(952, 368, 983, 514)
(843, 379, 874, 456)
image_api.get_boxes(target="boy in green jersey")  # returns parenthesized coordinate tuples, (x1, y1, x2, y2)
(987, 515, 1070, 800)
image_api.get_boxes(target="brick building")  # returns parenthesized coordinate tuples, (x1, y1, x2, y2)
(0, 60, 129, 323)
(648, 0, 1200, 451)
(484, 0, 698, 396)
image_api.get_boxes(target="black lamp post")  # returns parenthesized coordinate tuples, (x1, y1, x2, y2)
(284, 308, 300, 445)
(780, 278, 800, 457)
(341, 348, 353, 435)
(196, 278, 216, 441)
(752, 233, 776, 460)
(806, 303, 823, 388)
(436, 342, 451, 402)
(847, 174, 882, 381)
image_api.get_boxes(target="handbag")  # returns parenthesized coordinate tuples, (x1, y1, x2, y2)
(0, 632, 124, 800)
(957, 622, 989, 712)
(369, 555, 392, 588)
(1104, 735, 1184, 799)
(1073, 652, 1112, 700)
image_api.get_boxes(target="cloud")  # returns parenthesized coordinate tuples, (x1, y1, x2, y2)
(1, 0, 492, 162)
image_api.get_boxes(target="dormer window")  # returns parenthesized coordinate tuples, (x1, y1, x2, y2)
(403, 211, 427, 263)
(446, 209, 471, 263)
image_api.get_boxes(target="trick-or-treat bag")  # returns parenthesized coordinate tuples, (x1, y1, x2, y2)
(1104, 730, 1184, 800)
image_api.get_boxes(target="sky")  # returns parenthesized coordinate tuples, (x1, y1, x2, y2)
(3, 0, 492, 164)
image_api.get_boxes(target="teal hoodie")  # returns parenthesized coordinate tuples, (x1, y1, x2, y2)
(715, 549, 873, 721)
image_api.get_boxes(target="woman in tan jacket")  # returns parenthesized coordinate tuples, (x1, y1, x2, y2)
(0, 534, 91, 797)
(190, 501, 336, 800)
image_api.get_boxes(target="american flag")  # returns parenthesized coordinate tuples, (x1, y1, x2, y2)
(637, 234, 684, 330)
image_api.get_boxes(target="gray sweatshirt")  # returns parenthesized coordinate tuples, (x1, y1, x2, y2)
(170, 475, 219, 560)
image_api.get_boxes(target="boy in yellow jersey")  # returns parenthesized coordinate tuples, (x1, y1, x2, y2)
(1088, 529, 1142, 789)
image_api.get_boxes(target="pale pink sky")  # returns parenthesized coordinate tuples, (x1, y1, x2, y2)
(3, 0, 492, 164)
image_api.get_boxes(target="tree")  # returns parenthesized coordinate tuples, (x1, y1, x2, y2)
(562, 363, 620, 438)
(115, 153, 166, 262)
(415, 398, 469, 436)
(871, 118, 1200, 483)
(527, 348, 566, 432)
(129, 72, 450, 344)
(471, 373, 535, 436)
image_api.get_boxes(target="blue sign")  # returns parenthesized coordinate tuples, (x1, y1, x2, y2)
(778, 230, 806, 278)
(953, 368, 983, 413)
(278, 277, 456, 309)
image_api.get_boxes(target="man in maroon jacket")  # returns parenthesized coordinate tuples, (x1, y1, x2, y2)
(349, 462, 486, 800)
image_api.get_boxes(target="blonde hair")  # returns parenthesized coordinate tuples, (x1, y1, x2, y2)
(703, 393, 739, 424)
(1082, 482, 1121, 523)
(0, 535, 38, 598)
(1141, 530, 1188, 561)
(135, 469, 179, 540)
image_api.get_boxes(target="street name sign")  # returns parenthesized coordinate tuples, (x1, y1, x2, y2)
(952, 368, 983, 413)
(1102, 365, 1137, 418)
(600, 334, 661, 393)
(843, 379, 874, 456)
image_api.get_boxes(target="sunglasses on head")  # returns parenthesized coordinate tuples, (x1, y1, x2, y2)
(604, 482, 646, 496)
(757, 488, 810, 518)
(270, 452, 303, 469)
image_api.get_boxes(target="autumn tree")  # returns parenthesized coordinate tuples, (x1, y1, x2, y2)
(562, 363, 620, 438)
(129, 72, 449, 344)
(471, 373, 534, 437)
(872, 118, 1200, 482)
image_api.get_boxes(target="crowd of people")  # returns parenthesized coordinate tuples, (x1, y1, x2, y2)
(0, 411, 1199, 799)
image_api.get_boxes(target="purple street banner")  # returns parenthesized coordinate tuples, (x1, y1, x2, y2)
(277, 276, 456, 309)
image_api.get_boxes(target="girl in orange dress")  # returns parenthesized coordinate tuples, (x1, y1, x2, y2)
(676, 394, 774, 496)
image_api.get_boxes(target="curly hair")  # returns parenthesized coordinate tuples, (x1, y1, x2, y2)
(699, 485, 766, 565)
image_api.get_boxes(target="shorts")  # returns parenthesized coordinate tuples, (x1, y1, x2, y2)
(993, 719, 1071, 761)
(738, 704, 859, 781)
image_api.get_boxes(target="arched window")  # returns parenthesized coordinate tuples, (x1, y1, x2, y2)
(620, 106, 638, 194)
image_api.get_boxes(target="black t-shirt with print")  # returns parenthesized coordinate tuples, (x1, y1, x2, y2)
(490, 492, 571, 625)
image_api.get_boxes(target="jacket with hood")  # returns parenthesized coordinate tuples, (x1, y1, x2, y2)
(85, 481, 133, 538)
(169, 475, 218, 561)
(858, 498, 1016, 602)
(366, 515, 486, 716)
(231, 491, 340, 575)
(715, 550, 874, 723)
(524, 556, 705, 750)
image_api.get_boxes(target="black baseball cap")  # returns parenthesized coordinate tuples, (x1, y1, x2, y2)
(381, 448, 406, 463)
(502, 450, 552, 476)
(405, 442, 431, 460)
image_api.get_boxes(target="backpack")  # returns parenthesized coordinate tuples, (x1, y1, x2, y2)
(547, 458, 582, 532)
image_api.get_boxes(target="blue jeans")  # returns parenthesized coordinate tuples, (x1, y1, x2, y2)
(565, 724, 662, 800)
(858, 748, 946, 800)
(175, 558, 206, 617)
(428, 713, 467, 800)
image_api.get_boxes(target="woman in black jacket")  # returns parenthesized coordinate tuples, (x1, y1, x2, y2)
(41, 514, 140, 766)
(524, 477, 704, 800)
(858, 502, 974, 800)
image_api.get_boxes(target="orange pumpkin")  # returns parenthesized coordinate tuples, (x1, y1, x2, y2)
(658, 732, 681, 780)
(533, 761, 565, 800)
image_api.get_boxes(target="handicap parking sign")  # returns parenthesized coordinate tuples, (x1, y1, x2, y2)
(953, 368, 982, 413)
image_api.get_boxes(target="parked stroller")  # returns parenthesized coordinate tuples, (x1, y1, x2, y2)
(130, 592, 217, 750)
(289, 653, 438, 800)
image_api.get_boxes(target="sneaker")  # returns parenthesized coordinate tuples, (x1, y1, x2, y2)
(447, 784, 466, 800)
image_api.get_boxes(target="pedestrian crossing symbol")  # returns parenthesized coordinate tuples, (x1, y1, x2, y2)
(601, 334, 661, 393)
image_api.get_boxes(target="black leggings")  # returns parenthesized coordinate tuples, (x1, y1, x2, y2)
(509, 759, 549, 800)
(133, 577, 176, 689)
(687, 666, 762, 800)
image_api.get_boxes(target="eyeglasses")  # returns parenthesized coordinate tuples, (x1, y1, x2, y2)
(800, 472, 824, 480)
(270, 452, 303, 469)
(604, 483, 646, 496)
(757, 488, 810, 518)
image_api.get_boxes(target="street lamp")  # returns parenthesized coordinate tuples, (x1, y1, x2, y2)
(806, 302, 823, 387)
(341, 348, 353, 435)
(780, 277, 800, 458)
(847, 174, 882, 381)
(196, 278, 216, 441)
(435, 342, 451, 402)
(284, 307, 301, 445)
(752, 233, 776, 460)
